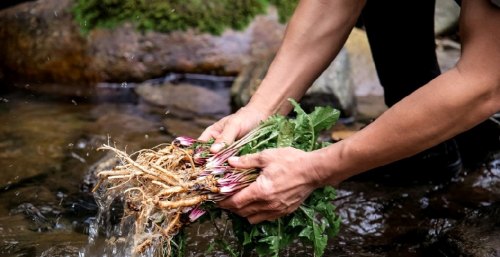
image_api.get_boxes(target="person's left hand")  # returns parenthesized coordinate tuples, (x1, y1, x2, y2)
(218, 147, 321, 224)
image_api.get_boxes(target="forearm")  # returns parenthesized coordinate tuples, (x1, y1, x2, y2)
(309, 0, 500, 186)
(248, 0, 365, 116)
(312, 68, 500, 184)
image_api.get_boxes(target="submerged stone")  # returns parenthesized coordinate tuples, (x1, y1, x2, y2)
(135, 82, 231, 116)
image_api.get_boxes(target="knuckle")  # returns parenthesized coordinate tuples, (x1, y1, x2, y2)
(232, 199, 244, 210)
(255, 152, 267, 166)
(234, 209, 247, 217)
(256, 180, 273, 199)
(277, 208, 288, 216)
(267, 216, 278, 222)
(268, 201, 282, 210)
(214, 134, 224, 141)
(238, 155, 249, 165)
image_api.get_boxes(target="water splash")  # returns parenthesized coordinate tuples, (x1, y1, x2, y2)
(79, 188, 137, 257)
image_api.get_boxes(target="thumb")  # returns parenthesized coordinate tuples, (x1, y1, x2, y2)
(218, 182, 260, 209)
(228, 153, 266, 169)
(210, 125, 241, 153)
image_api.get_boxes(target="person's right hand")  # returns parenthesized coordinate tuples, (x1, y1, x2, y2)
(198, 106, 269, 153)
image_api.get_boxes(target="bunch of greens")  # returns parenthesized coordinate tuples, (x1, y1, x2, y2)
(96, 99, 340, 257)
(202, 99, 341, 257)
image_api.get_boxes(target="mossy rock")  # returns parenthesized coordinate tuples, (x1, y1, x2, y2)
(73, 0, 298, 34)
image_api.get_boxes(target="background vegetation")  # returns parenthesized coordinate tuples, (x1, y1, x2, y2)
(73, 0, 299, 35)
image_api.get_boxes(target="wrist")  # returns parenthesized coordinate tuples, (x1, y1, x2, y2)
(304, 150, 332, 188)
(247, 76, 299, 116)
(246, 92, 279, 117)
(308, 142, 353, 187)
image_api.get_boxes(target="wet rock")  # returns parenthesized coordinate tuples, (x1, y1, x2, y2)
(0, 218, 87, 257)
(231, 44, 357, 118)
(162, 117, 218, 139)
(81, 152, 119, 193)
(10, 203, 55, 232)
(135, 82, 230, 116)
(40, 244, 80, 257)
(89, 12, 284, 81)
(0, 0, 284, 84)
(427, 204, 500, 257)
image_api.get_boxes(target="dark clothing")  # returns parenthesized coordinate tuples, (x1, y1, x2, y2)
(361, 0, 441, 107)
(353, 0, 465, 181)
(350, 1, 499, 182)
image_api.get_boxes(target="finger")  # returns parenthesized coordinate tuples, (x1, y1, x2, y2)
(210, 124, 242, 153)
(247, 211, 279, 224)
(198, 120, 225, 142)
(231, 200, 270, 217)
(227, 152, 267, 169)
(198, 130, 221, 143)
(218, 182, 260, 209)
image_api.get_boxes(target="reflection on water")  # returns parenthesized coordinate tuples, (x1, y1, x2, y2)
(0, 87, 175, 257)
(0, 86, 499, 257)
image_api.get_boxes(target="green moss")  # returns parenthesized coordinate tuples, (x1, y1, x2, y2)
(72, 0, 298, 35)
(270, 0, 299, 23)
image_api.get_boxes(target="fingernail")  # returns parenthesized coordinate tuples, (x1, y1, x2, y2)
(228, 156, 239, 164)
(211, 142, 225, 152)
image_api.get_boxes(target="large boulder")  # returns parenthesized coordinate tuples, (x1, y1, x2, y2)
(0, 0, 93, 83)
(0, 0, 285, 84)
(434, 0, 461, 36)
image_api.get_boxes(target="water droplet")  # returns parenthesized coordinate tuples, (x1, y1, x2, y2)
(77, 141, 87, 149)
(121, 82, 128, 88)
(72, 99, 78, 106)
(419, 197, 429, 209)
(56, 192, 65, 198)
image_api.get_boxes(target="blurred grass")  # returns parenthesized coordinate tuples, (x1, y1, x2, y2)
(73, 0, 299, 35)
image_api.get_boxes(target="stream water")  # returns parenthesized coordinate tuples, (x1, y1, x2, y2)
(0, 82, 499, 257)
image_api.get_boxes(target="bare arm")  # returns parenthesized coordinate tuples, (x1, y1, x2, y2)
(218, 0, 499, 224)
(249, 0, 366, 116)
(313, 0, 500, 185)
(199, 0, 366, 148)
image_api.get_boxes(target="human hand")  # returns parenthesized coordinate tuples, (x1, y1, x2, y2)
(198, 106, 269, 152)
(218, 147, 322, 224)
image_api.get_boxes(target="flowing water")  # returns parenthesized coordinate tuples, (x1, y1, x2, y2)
(0, 82, 499, 257)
